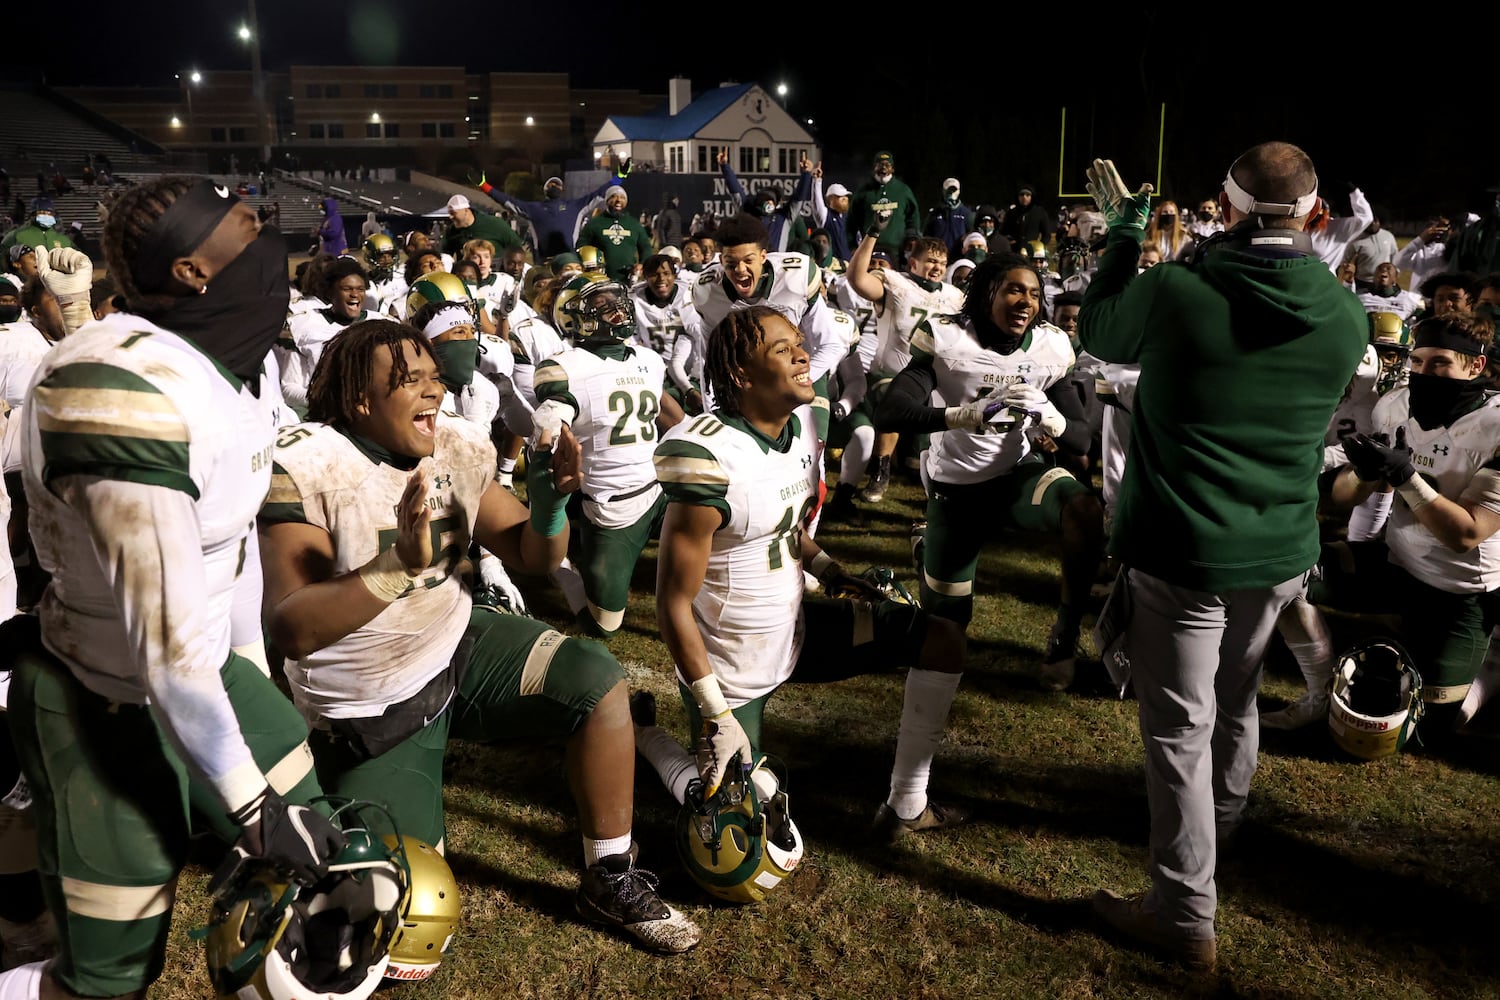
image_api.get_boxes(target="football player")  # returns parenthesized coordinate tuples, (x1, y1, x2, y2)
(876, 255, 1104, 691)
(630, 253, 707, 413)
(462, 238, 518, 324)
(278, 255, 369, 415)
(830, 228, 963, 521)
(643, 306, 970, 847)
(0, 177, 345, 1000)
(1311, 310, 1500, 738)
(692, 214, 853, 439)
(534, 275, 685, 635)
(259, 318, 701, 954)
(363, 232, 405, 316)
(1356, 262, 1423, 321)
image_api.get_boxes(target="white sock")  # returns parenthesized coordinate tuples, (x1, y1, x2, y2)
(582, 832, 633, 866)
(839, 425, 875, 487)
(887, 668, 962, 820)
(0, 961, 45, 1000)
(634, 724, 696, 805)
(498, 455, 518, 475)
(1459, 626, 1500, 727)
(1346, 489, 1393, 542)
(550, 558, 587, 615)
(1276, 595, 1333, 695)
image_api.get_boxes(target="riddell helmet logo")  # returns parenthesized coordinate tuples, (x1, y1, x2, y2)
(1333, 706, 1396, 732)
(384, 964, 437, 981)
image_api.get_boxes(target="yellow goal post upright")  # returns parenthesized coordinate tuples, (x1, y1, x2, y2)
(1056, 103, 1166, 202)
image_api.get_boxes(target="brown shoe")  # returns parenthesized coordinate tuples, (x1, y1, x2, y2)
(1091, 889, 1217, 972)
(872, 799, 970, 845)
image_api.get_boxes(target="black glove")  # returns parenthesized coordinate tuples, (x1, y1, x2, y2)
(1342, 428, 1414, 485)
(866, 210, 892, 238)
(224, 788, 347, 886)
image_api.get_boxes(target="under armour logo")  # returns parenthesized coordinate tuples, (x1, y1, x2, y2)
(1433, 444, 1450, 456)
(434, 473, 453, 490)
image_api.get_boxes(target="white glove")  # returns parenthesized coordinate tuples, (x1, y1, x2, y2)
(41, 247, 94, 337)
(944, 397, 1004, 432)
(477, 552, 526, 615)
(1003, 383, 1067, 437)
(530, 399, 569, 452)
(690, 675, 751, 797)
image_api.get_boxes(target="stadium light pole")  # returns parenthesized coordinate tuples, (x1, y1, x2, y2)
(242, 0, 272, 163)
(176, 71, 201, 154)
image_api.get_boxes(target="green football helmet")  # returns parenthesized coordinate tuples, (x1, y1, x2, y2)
(202, 801, 410, 1000)
(675, 754, 803, 904)
(576, 245, 605, 274)
(552, 274, 637, 344)
(1369, 311, 1412, 395)
(406, 271, 477, 326)
(362, 233, 398, 283)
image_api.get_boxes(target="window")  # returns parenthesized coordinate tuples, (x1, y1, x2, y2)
(778, 149, 787, 174)
(306, 84, 322, 98)
(209, 127, 227, 143)
(669, 146, 684, 172)
(310, 123, 325, 139)
(421, 122, 437, 138)
(383, 123, 399, 138)
(325, 84, 341, 98)
(439, 123, 455, 138)
(739, 146, 753, 173)
(382, 84, 397, 99)
(364, 84, 380, 98)
(229, 127, 247, 143)
(327, 123, 344, 138)
(757, 147, 770, 172)
(419, 84, 434, 99)
(366, 123, 381, 138)
(437, 84, 453, 98)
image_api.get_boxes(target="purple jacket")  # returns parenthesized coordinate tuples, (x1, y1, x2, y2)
(318, 198, 348, 255)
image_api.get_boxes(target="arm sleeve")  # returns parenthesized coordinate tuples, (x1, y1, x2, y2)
(1326, 188, 1375, 242)
(69, 476, 265, 813)
(1044, 378, 1093, 454)
(787, 171, 814, 214)
(668, 336, 694, 393)
(721, 161, 745, 199)
(798, 293, 850, 383)
(875, 360, 948, 434)
(1076, 230, 1153, 364)
(811, 179, 828, 226)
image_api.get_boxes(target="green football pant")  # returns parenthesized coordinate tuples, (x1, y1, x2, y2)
(578, 491, 667, 636)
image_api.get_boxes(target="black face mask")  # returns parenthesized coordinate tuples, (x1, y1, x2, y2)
(1406, 371, 1489, 430)
(148, 226, 290, 381)
(0, 304, 20, 323)
(1196, 210, 1215, 222)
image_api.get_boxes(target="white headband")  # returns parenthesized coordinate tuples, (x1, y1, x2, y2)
(421, 304, 472, 340)
(1223, 171, 1319, 218)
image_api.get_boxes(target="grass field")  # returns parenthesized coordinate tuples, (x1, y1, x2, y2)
(153, 467, 1500, 1000)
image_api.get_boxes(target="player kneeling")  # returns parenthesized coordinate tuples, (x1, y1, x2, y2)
(258, 319, 700, 954)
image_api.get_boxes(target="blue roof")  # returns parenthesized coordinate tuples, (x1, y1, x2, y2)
(605, 83, 755, 141)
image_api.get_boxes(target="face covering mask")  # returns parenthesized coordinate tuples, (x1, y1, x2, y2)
(1406, 371, 1489, 430)
(148, 226, 291, 381)
(684, 261, 704, 272)
(35, 214, 56, 229)
(965, 247, 987, 264)
(0, 305, 20, 323)
(1197, 209, 1215, 222)
(1158, 214, 1176, 226)
(432, 338, 478, 390)
(945, 190, 960, 207)
(979, 222, 995, 236)
(546, 187, 562, 200)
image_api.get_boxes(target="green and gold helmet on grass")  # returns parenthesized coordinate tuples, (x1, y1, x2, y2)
(380, 836, 461, 983)
(406, 271, 477, 324)
(675, 754, 804, 904)
(202, 800, 410, 1000)
(1328, 639, 1424, 761)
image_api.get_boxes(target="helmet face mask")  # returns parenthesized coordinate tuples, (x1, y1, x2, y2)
(1369, 312, 1412, 394)
(552, 275, 637, 344)
(675, 754, 803, 904)
(203, 800, 411, 1000)
(1328, 639, 1425, 760)
(363, 235, 398, 284)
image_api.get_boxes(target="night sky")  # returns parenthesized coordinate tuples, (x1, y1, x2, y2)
(5, 4, 1488, 223)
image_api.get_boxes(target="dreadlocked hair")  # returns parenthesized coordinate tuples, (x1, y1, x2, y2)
(103, 175, 199, 314)
(961, 253, 1046, 336)
(306, 318, 438, 427)
(705, 305, 782, 415)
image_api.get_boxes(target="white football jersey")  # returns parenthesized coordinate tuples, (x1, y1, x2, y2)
(367, 275, 408, 317)
(654, 407, 821, 705)
(277, 309, 365, 413)
(629, 280, 701, 355)
(21, 313, 273, 704)
(0, 319, 52, 408)
(1098, 362, 1140, 516)
(263, 417, 496, 720)
(1325, 346, 1384, 467)
(534, 345, 667, 529)
(914, 315, 1077, 484)
(472, 272, 518, 319)
(1357, 289, 1423, 322)
(871, 271, 964, 376)
(1373, 387, 1500, 593)
(693, 253, 847, 384)
(830, 273, 878, 352)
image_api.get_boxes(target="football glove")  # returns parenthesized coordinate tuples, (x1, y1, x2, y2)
(689, 675, 751, 797)
(616, 157, 633, 179)
(1342, 428, 1413, 485)
(1084, 159, 1154, 235)
(1002, 383, 1067, 437)
(866, 209, 893, 238)
(225, 789, 348, 886)
(944, 397, 1007, 431)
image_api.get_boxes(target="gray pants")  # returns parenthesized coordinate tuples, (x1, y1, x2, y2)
(1124, 567, 1308, 940)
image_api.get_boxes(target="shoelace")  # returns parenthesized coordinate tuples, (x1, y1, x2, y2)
(602, 863, 663, 913)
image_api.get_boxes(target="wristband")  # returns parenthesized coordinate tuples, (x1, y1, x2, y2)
(358, 545, 417, 602)
(525, 448, 569, 537)
(1396, 474, 1439, 513)
(689, 674, 731, 718)
(808, 550, 842, 583)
